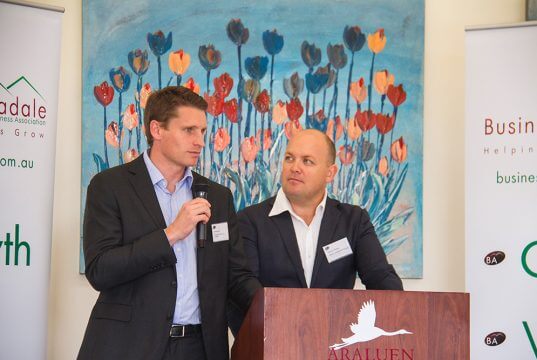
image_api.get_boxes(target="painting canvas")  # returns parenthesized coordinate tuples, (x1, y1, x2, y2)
(81, 0, 424, 277)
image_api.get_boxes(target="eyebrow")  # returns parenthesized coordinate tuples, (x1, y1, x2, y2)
(181, 124, 207, 130)
(285, 151, 316, 160)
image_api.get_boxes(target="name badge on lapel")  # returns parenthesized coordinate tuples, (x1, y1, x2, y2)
(322, 237, 353, 263)
(211, 222, 229, 242)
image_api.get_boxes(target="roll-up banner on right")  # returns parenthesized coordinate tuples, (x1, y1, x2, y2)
(465, 22, 537, 359)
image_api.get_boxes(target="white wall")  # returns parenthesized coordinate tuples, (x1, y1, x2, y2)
(36, 0, 525, 358)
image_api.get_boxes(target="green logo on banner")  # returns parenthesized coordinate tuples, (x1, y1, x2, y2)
(522, 241, 537, 278)
(0, 224, 31, 266)
(523, 322, 537, 357)
(0, 75, 44, 99)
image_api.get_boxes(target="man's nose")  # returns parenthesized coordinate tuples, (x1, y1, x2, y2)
(290, 160, 301, 173)
(195, 131, 205, 147)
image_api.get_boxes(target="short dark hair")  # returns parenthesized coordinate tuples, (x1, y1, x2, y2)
(144, 86, 207, 146)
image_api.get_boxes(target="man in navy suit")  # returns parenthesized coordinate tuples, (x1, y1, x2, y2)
(79, 86, 260, 360)
(229, 129, 402, 334)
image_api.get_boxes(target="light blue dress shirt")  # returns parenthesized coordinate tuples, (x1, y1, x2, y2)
(143, 151, 201, 325)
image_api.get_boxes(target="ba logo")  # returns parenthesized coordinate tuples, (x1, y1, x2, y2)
(484, 251, 505, 265)
(484, 332, 506, 346)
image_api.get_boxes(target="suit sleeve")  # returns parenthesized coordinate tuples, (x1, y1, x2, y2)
(226, 190, 262, 310)
(83, 174, 176, 291)
(237, 209, 260, 277)
(354, 209, 403, 290)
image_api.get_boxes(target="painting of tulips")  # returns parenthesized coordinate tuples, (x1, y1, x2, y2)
(82, 0, 424, 277)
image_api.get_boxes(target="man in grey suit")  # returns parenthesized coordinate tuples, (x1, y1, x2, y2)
(78, 86, 260, 360)
(229, 129, 402, 334)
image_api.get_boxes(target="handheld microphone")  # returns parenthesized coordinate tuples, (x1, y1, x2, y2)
(192, 181, 209, 248)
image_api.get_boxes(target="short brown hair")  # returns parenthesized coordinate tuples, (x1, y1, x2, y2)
(143, 86, 207, 146)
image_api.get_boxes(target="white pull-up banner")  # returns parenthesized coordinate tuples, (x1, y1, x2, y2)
(466, 22, 537, 359)
(0, 1, 62, 359)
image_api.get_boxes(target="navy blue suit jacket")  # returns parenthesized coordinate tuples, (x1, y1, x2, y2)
(228, 195, 402, 334)
(239, 195, 402, 289)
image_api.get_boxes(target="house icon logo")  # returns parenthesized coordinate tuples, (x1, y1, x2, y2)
(0, 76, 45, 101)
(0, 75, 48, 125)
(330, 300, 413, 350)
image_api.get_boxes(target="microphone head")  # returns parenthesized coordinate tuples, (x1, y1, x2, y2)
(193, 180, 209, 198)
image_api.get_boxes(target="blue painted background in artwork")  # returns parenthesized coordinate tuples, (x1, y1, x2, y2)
(81, 0, 424, 277)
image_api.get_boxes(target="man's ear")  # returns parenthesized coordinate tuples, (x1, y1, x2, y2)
(326, 163, 338, 184)
(149, 120, 162, 141)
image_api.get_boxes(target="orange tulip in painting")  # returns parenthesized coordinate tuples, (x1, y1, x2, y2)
(169, 49, 191, 75)
(272, 100, 288, 125)
(241, 136, 259, 163)
(284, 120, 302, 140)
(350, 77, 367, 104)
(256, 128, 272, 150)
(123, 104, 139, 131)
(347, 117, 362, 140)
(338, 145, 355, 165)
(374, 70, 394, 95)
(391, 136, 408, 163)
(367, 28, 386, 54)
(184, 77, 200, 94)
(214, 128, 231, 152)
(378, 156, 389, 176)
(105, 122, 119, 148)
(139, 83, 152, 109)
(327, 116, 344, 141)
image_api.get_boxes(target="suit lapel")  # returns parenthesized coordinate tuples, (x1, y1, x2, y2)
(126, 155, 167, 229)
(269, 198, 308, 288)
(310, 198, 341, 286)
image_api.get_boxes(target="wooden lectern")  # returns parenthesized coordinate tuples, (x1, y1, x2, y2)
(231, 288, 469, 360)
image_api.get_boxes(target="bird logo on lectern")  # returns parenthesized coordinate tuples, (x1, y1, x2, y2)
(329, 300, 412, 350)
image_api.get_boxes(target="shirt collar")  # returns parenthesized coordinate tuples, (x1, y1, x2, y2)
(269, 188, 327, 218)
(143, 151, 193, 189)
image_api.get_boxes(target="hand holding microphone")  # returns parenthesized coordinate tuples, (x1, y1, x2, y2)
(192, 181, 209, 248)
(164, 182, 210, 246)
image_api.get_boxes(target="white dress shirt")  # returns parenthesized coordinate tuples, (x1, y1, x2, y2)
(268, 188, 327, 287)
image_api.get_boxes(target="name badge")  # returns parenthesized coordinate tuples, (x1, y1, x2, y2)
(211, 222, 229, 242)
(323, 237, 353, 263)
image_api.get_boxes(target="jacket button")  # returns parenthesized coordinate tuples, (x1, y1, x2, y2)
(171, 281, 177, 288)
